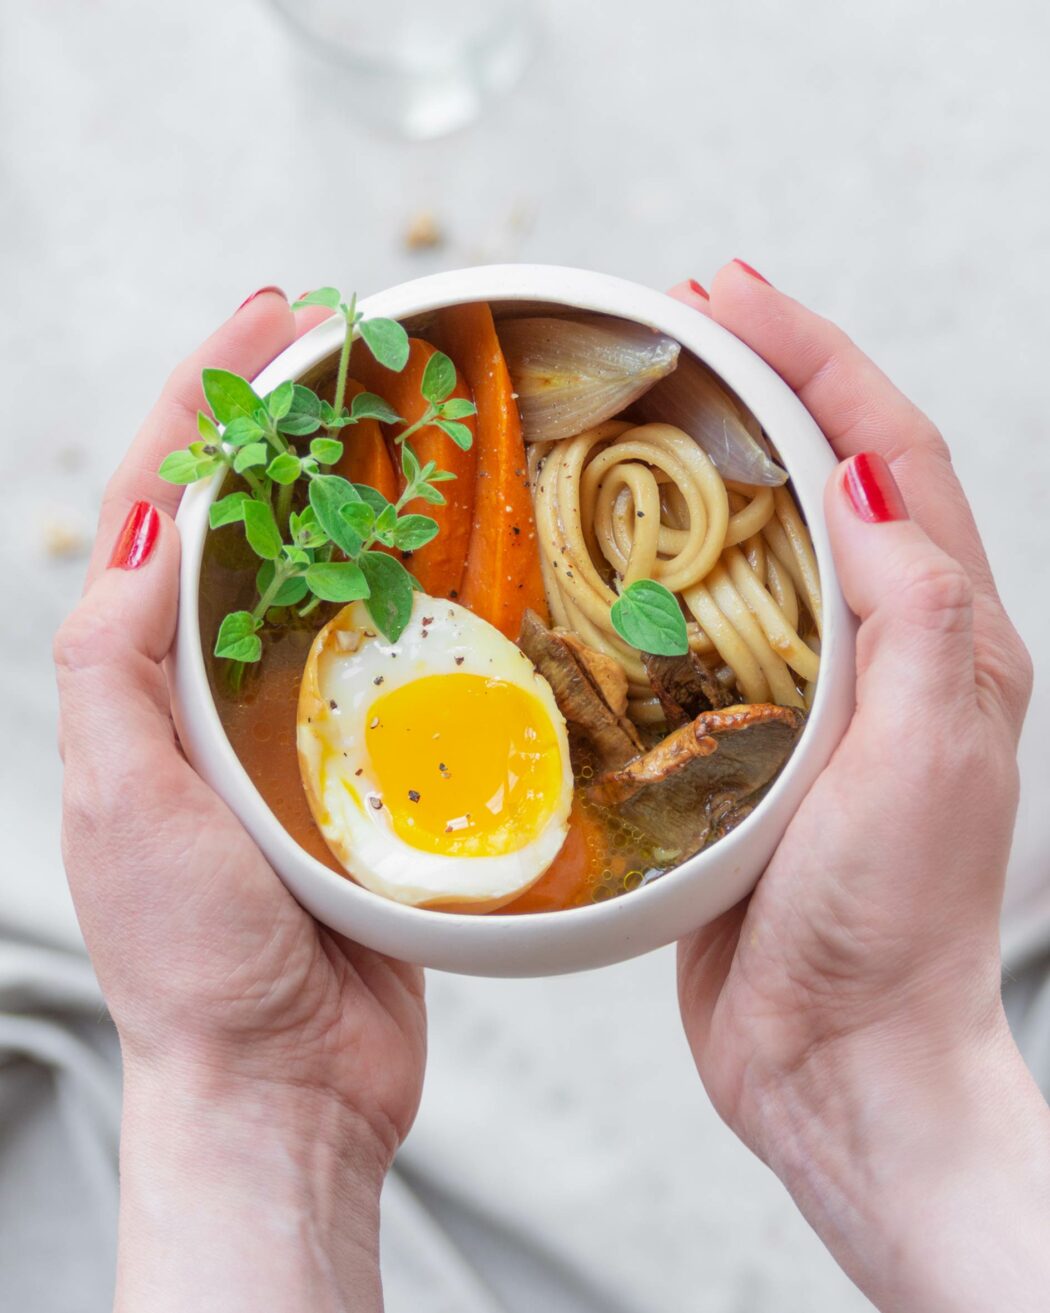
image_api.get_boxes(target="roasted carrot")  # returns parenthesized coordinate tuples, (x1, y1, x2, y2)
(430, 303, 548, 637)
(501, 804, 605, 914)
(334, 379, 397, 504)
(353, 339, 476, 599)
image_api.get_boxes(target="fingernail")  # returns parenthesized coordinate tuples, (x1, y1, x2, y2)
(236, 285, 286, 313)
(843, 453, 909, 524)
(108, 501, 161, 570)
(732, 259, 771, 286)
(296, 290, 314, 302)
(688, 279, 709, 301)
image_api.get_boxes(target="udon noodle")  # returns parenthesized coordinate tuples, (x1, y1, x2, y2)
(529, 420, 822, 723)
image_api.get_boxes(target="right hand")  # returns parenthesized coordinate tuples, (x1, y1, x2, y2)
(673, 263, 1049, 1312)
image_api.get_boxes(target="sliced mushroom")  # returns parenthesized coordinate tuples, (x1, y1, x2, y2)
(642, 650, 736, 728)
(587, 703, 805, 864)
(518, 610, 642, 770)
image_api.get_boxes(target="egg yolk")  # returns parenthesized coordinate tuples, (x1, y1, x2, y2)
(363, 673, 564, 858)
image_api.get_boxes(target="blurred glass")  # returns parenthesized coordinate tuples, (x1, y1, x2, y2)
(266, 0, 538, 138)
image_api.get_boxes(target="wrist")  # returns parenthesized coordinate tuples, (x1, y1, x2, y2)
(759, 1010, 1050, 1312)
(116, 1055, 388, 1313)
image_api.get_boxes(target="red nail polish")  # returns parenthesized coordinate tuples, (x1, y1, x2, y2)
(108, 501, 161, 570)
(843, 453, 909, 524)
(688, 279, 710, 300)
(236, 285, 286, 312)
(296, 290, 314, 302)
(732, 259, 771, 286)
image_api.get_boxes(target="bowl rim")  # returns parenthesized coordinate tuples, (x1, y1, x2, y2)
(171, 263, 855, 975)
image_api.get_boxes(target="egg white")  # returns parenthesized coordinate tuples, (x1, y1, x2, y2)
(297, 595, 573, 909)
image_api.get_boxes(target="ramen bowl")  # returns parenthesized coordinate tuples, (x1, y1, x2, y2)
(170, 264, 855, 977)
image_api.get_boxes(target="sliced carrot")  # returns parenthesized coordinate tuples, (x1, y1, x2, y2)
(353, 339, 476, 599)
(334, 379, 397, 504)
(430, 303, 549, 637)
(501, 803, 605, 914)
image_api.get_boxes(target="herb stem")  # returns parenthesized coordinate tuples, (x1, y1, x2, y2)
(332, 293, 358, 420)
(252, 560, 296, 624)
(393, 404, 438, 447)
(275, 480, 294, 533)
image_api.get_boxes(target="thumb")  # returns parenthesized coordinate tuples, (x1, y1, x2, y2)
(825, 452, 977, 717)
(55, 500, 180, 773)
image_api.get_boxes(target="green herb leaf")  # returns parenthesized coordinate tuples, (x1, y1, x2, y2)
(341, 501, 375, 539)
(290, 505, 326, 548)
(413, 483, 447, 505)
(360, 552, 414, 640)
(256, 561, 309, 607)
(202, 369, 265, 427)
(209, 491, 253, 529)
(233, 442, 269, 473)
(434, 419, 474, 451)
(215, 610, 262, 663)
(292, 287, 341, 310)
(351, 484, 393, 516)
(158, 448, 218, 485)
(309, 474, 366, 557)
(266, 452, 302, 485)
(305, 560, 371, 603)
(393, 514, 439, 551)
(427, 468, 457, 482)
(310, 437, 344, 465)
(359, 318, 410, 372)
(420, 350, 456, 404)
(266, 380, 295, 420)
(284, 546, 310, 566)
(275, 385, 322, 437)
(439, 397, 477, 420)
(242, 500, 283, 561)
(350, 391, 401, 425)
(609, 579, 689, 657)
(197, 411, 222, 443)
(222, 414, 267, 447)
(373, 502, 398, 545)
(401, 442, 421, 483)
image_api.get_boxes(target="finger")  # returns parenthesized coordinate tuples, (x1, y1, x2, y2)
(55, 501, 183, 782)
(707, 261, 998, 603)
(667, 279, 713, 317)
(293, 303, 338, 339)
(826, 453, 978, 719)
(86, 289, 297, 587)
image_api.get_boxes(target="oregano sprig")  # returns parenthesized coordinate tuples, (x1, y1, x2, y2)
(159, 288, 478, 682)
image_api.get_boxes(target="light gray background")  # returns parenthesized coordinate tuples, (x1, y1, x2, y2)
(2, 2, 1049, 1310)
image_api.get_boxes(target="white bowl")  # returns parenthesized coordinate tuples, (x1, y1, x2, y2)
(171, 264, 855, 977)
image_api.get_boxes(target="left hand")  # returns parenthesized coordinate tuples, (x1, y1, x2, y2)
(54, 290, 426, 1312)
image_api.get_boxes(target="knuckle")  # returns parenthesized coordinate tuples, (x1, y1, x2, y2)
(897, 554, 974, 634)
(54, 605, 125, 675)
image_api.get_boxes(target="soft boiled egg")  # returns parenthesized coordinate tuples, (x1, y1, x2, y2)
(297, 595, 573, 910)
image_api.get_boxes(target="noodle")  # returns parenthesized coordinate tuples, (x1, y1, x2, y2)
(529, 418, 822, 721)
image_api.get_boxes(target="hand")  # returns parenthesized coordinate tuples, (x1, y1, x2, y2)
(54, 290, 426, 1313)
(672, 265, 1049, 1311)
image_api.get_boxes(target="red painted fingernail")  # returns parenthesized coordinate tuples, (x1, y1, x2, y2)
(688, 279, 709, 300)
(108, 501, 161, 570)
(296, 290, 314, 302)
(236, 285, 286, 312)
(732, 259, 771, 286)
(843, 453, 909, 524)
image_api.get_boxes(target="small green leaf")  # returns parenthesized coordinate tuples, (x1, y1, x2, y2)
(414, 483, 446, 505)
(233, 442, 269, 473)
(202, 369, 265, 426)
(428, 468, 457, 482)
(197, 411, 221, 442)
(242, 500, 283, 561)
(292, 287, 342, 310)
(434, 419, 474, 451)
(267, 380, 295, 420)
(609, 579, 689, 657)
(439, 397, 477, 420)
(266, 452, 302, 485)
(222, 414, 267, 447)
(256, 561, 309, 607)
(350, 391, 401, 425)
(374, 503, 398, 545)
(277, 385, 323, 437)
(284, 546, 310, 566)
(359, 318, 410, 372)
(309, 474, 365, 557)
(352, 484, 393, 516)
(341, 501, 375, 539)
(215, 611, 262, 663)
(209, 491, 252, 529)
(360, 552, 414, 640)
(290, 506, 327, 549)
(305, 561, 371, 603)
(420, 350, 456, 404)
(310, 437, 344, 465)
(158, 448, 217, 485)
(393, 514, 439, 551)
